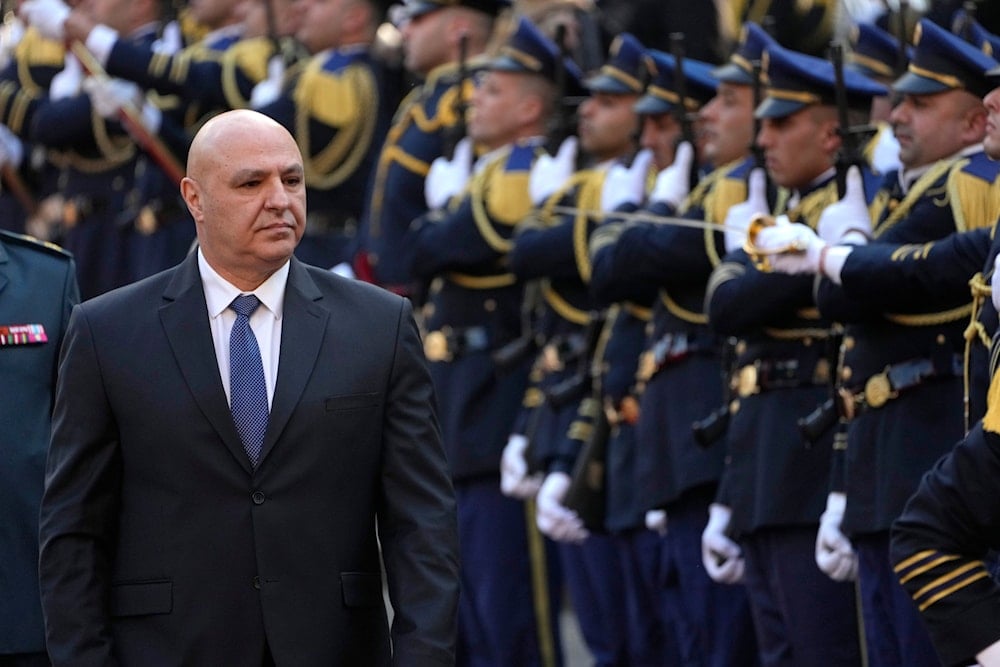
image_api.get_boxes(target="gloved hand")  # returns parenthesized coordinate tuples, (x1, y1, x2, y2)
(82, 76, 142, 120)
(601, 148, 653, 212)
(536, 472, 589, 544)
(0, 124, 24, 170)
(250, 55, 285, 109)
(701, 503, 745, 584)
(50, 54, 83, 101)
(977, 638, 1000, 667)
(424, 136, 473, 210)
(754, 216, 826, 275)
(815, 492, 858, 582)
(530, 136, 577, 205)
(817, 166, 871, 245)
(723, 167, 768, 253)
(870, 128, 901, 175)
(500, 434, 544, 500)
(152, 20, 183, 55)
(644, 508, 668, 537)
(19, 0, 70, 42)
(649, 141, 694, 209)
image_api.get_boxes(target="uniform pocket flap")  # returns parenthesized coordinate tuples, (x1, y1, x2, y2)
(340, 571, 383, 608)
(325, 393, 381, 412)
(110, 580, 173, 617)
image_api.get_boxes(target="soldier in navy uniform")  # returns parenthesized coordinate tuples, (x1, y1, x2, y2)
(590, 26, 772, 666)
(705, 42, 886, 667)
(360, 0, 506, 295)
(0, 231, 78, 667)
(405, 16, 571, 666)
(755, 20, 1000, 667)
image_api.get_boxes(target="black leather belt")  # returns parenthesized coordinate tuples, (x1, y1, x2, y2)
(423, 326, 489, 362)
(839, 354, 962, 420)
(733, 357, 832, 397)
(637, 331, 715, 383)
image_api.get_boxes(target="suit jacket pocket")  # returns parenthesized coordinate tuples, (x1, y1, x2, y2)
(110, 580, 173, 617)
(325, 392, 381, 412)
(340, 572, 383, 608)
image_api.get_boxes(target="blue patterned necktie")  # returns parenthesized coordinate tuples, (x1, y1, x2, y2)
(229, 294, 268, 467)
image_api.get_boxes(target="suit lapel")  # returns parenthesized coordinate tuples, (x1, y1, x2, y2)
(260, 258, 328, 464)
(159, 253, 253, 475)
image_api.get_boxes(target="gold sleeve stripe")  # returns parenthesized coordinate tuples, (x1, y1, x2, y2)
(894, 549, 940, 572)
(896, 553, 962, 584)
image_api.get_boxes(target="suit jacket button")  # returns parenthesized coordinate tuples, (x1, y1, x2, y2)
(251, 491, 266, 505)
(252, 576, 261, 590)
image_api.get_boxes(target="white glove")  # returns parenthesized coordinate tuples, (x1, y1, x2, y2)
(500, 434, 544, 500)
(250, 55, 285, 109)
(650, 140, 694, 209)
(815, 492, 858, 582)
(754, 216, 826, 275)
(530, 136, 577, 205)
(600, 149, 653, 212)
(644, 509, 668, 537)
(19, 0, 70, 42)
(977, 638, 1000, 667)
(424, 136, 473, 210)
(701, 503, 745, 584)
(536, 472, 589, 544)
(50, 54, 83, 101)
(723, 167, 768, 253)
(817, 166, 871, 245)
(152, 20, 183, 55)
(870, 128, 901, 175)
(82, 76, 142, 120)
(0, 124, 24, 169)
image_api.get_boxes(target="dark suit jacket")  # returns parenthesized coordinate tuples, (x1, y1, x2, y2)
(39, 253, 459, 666)
(0, 231, 77, 654)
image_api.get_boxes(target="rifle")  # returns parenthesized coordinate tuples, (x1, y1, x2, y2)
(441, 31, 469, 161)
(829, 41, 873, 199)
(668, 32, 699, 191)
(896, 1, 910, 79)
(546, 24, 583, 156)
(563, 393, 609, 532)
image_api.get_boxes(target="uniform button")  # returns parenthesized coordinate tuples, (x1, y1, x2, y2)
(803, 337, 813, 346)
(252, 576, 261, 590)
(735, 341, 747, 355)
(842, 336, 855, 351)
(841, 366, 852, 382)
(251, 491, 266, 505)
(483, 298, 496, 312)
(936, 334, 945, 345)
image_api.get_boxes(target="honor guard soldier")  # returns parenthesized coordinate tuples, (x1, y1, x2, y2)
(406, 16, 572, 666)
(504, 32, 653, 667)
(755, 19, 1000, 667)
(590, 27, 772, 667)
(360, 0, 507, 296)
(0, 231, 79, 666)
(705, 42, 887, 667)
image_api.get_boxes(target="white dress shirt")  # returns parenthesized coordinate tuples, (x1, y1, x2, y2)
(198, 249, 288, 409)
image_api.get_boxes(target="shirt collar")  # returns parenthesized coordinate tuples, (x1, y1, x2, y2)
(198, 249, 289, 321)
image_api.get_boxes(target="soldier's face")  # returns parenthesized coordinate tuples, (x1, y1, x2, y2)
(189, 0, 243, 29)
(639, 113, 681, 171)
(468, 71, 539, 150)
(297, 0, 360, 53)
(756, 106, 839, 190)
(577, 92, 639, 162)
(401, 8, 450, 76)
(700, 82, 754, 167)
(985, 86, 1000, 160)
(890, 90, 986, 170)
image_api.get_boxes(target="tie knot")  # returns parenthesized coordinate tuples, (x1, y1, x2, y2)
(230, 294, 261, 318)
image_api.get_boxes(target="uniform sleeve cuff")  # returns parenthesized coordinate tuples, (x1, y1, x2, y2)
(821, 245, 853, 285)
(86, 24, 119, 68)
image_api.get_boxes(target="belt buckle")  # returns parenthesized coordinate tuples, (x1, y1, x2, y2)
(864, 371, 894, 409)
(735, 363, 759, 398)
(423, 330, 451, 362)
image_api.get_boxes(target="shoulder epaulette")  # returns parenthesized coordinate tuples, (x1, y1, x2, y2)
(0, 229, 71, 258)
(955, 150, 1000, 183)
(949, 153, 1000, 232)
(14, 27, 64, 68)
(504, 142, 542, 172)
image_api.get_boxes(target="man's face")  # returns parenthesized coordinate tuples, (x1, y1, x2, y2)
(82, 0, 133, 31)
(242, 0, 304, 39)
(700, 81, 754, 167)
(188, 0, 243, 29)
(756, 106, 839, 190)
(400, 8, 451, 77)
(296, 0, 357, 54)
(890, 90, 986, 169)
(984, 85, 1000, 160)
(468, 70, 537, 150)
(577, 91, 639, 162)
(183, 122, 307, 283)
(639, 113, 682, 171)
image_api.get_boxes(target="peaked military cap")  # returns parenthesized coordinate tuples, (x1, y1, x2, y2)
(397, 0, 509, 21)
(848, 22, 907, 80)
(711, 23, 775, 85)
(960, 12, 1000, 59)
(585, 33, 647, 95)
(894, 19, 1000, 99)
(634, 50, 717, 115)
(755, 42, 888, 119)
(488, 16, 583, 89)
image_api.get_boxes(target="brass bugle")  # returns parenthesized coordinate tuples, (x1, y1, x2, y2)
(742, 213, 808, 272)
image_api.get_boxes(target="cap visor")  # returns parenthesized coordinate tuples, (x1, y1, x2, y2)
(891, 71, 951, 96)
(754, 97, 806, 119)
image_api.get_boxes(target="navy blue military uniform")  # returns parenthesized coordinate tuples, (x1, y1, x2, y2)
(815, 21, 1000, 667)
(0, 231, 78, 665)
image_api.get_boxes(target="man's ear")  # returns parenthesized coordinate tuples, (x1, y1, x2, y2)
(180, 177, 203, 222)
